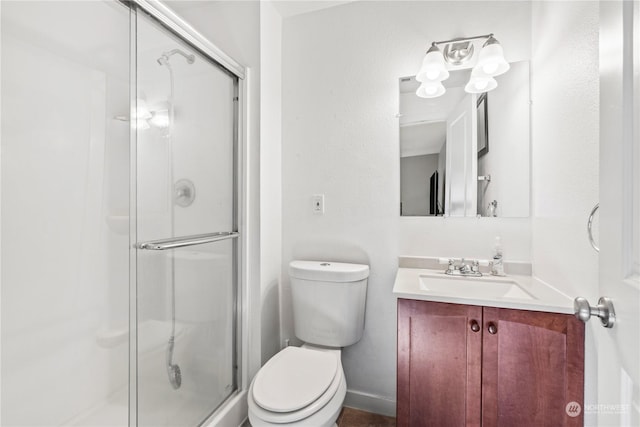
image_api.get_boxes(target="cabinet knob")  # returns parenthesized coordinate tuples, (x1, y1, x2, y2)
(470, 320, 480, 332)
(487, 322, 498, 334)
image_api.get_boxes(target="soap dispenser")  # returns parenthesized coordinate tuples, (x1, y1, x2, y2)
(491, 236, 505, 276)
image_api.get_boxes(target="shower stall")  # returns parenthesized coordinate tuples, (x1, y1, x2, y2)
(1, 1, 245, 425)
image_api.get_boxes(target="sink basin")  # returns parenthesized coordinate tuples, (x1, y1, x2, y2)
(419, 273, 536, 301)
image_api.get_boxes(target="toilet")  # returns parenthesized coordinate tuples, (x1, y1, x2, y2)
(248, 260, 369, 427)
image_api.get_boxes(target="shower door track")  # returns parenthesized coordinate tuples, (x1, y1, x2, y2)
(126, 0, 245, 79)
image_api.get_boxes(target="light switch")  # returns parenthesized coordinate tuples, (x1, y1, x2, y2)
(312, 194, 325, 215)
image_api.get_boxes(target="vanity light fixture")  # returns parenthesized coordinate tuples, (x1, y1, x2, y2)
(415, 33, 509, 98)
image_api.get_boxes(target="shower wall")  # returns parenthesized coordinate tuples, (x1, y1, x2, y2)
(1, 2, 130, 425)
(1, 1, 249, 426)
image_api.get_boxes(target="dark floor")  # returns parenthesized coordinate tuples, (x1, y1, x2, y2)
(242, 407, 396, 426)
(337, 407, 396, 427)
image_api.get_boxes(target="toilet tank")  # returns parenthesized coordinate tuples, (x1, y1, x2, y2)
(289, 260, 369, 347)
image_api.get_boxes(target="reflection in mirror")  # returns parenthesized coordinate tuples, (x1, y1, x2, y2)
(400, 121, 445, 216)
(399, 61, 530, 218)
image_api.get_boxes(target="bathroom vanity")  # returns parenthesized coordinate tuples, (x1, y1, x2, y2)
(393, 265, 584, 427)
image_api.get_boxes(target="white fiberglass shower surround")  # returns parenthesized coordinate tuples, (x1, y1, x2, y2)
(0, 1, 248, 426)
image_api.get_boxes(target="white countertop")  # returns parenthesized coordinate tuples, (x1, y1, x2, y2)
(393, 267, 575, 314)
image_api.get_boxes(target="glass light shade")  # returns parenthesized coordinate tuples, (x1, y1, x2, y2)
(416, 81, 446, 98)
(465, 73, 497, 94)
(416, 49, 449, 82)
(475, 42, 510, 77)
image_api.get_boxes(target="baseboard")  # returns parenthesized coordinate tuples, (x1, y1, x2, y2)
(202, 390, 248, 427)
(344, 389, 396, 418)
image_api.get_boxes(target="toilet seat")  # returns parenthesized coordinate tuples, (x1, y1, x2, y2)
(253, 346, 338, 412)
(248, 347, 343, 424)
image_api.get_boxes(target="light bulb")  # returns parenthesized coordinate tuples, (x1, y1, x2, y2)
(482, 62, 499, 75)
(426, 68, 440, 81)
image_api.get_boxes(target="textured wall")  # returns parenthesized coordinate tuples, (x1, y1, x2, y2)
(282, 1, 532, 412)
(530, 2, 600, 425)
(259, 0, 283, 365)
(530, 0, 599, 305)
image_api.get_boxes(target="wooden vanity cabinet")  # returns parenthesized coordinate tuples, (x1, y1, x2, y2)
(397, 299, 584, 427)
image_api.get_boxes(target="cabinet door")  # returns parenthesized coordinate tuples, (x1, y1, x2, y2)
(481, 308, 585, 427)
(397, 299, 482, 427)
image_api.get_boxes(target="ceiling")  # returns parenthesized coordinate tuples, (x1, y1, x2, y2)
(271, 1, 357, 18)
(400, 122, 446, 158)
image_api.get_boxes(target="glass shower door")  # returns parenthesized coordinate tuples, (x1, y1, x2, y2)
(134, 10, 238, 427)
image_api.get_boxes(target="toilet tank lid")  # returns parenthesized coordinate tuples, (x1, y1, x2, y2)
(289, 260, 369, 282)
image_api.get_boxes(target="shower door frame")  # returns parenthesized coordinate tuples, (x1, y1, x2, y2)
(125, 1, 251, 426)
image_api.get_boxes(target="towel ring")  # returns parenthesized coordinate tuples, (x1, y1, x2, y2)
(587, 203, 599, 252)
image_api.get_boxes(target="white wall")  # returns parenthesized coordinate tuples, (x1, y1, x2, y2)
(530, 1, 600, 424)
(530, 0, 599, 305)
(259, 0, 282, 365)
(282, 1, 532, 412)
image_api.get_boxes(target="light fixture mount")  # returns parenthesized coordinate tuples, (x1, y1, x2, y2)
(443, 41, 474, 66)
(431, 33, 494, 66)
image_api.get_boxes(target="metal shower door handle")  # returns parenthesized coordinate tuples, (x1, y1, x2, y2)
(137, 231, 238, 250)
(574, 296, 615, 328)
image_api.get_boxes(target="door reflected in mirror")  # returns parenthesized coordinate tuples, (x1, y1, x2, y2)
(399, 61, 530, 218)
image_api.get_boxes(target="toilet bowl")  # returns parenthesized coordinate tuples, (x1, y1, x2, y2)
(247, 345, 346, 427)
(247, 260, 369, 427)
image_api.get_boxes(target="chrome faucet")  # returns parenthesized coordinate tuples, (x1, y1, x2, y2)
(444, 258, 483, 277)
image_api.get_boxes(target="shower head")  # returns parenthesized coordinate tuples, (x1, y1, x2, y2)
(157, 48, 195, 66)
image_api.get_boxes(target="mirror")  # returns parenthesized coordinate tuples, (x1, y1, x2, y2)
(399, 61, 530, 218)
